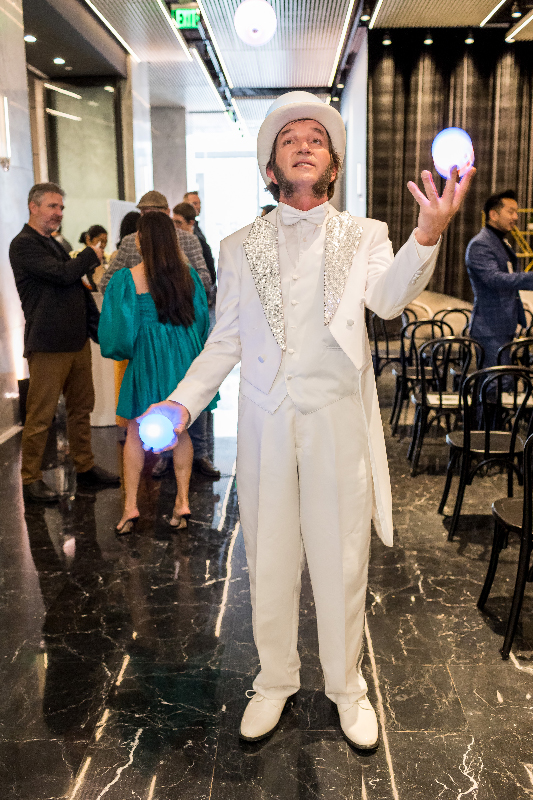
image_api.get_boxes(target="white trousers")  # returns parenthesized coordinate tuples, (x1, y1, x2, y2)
(236, 391, 373, 705)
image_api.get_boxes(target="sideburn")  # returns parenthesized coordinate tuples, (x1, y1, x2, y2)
(271, 161, 295, 198)
(312, 161, 334, 198)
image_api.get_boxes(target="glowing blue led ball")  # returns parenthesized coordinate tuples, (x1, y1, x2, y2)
(431, 127, 474, 179)
(139, 412, 175, 450)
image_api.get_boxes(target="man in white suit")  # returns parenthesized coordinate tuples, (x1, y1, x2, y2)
(142, 93, 474, 749)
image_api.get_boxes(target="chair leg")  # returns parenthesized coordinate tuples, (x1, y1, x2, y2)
(448, 453, 470, 541)
(411, 410, 428, 476)
(478, 519, 507, 610)
(438, 447, 459, 514)
(389, 378, 400, 425)
(407, 405, 420, 461)
(392, 390, 408, 437)
(501, 536, 533, 659)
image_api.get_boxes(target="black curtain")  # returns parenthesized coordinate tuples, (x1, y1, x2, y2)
(368, 29, 533, 301)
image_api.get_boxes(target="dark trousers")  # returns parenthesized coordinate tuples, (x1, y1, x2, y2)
(21, 340, 95, 483)
(189, 410, 208, 459)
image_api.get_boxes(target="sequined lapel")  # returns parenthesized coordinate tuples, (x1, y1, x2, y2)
(324, 212, 363, 325)
(243, 216, 286, 351)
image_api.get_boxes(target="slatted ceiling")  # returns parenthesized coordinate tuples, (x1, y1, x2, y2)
(370, 0, 509, 28)
(223, 51, 335, 88)
(199, 0, 354, 87)
(149, 62, 224, 111)
(84, 0, 190, 62)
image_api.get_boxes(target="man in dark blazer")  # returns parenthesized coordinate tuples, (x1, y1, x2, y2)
(466, 189, 533, 367)
(184, 190, 216, 286)
(10, 182, 119, 503)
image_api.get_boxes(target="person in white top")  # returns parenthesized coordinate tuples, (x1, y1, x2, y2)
(140, 92, 475, 749)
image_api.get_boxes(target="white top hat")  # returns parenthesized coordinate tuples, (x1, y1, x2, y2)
(257, 91, 346, 185)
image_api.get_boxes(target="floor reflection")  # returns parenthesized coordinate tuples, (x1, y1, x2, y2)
(0, 369, 532, 798)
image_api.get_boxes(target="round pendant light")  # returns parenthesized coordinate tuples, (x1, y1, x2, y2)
(234, 0, 277, 47)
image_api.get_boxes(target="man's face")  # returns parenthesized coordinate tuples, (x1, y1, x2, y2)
(266, 119, 336, 199)
(186, 194, 201, 216)
(173, 213, 194, 233)
(29, 192, 64, 235)
(490, 198, 519, 233)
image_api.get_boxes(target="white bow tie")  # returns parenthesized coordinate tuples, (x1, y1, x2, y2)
(279, 203, 328, 226)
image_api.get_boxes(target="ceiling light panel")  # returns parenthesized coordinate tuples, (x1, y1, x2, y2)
(83, 0, 190, 62)
(198, 0, 355, 87)
(369, 0, 511, 28)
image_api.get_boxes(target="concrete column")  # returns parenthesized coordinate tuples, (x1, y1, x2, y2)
(151, 106, 187, 211)
(0, 0, 34, 435)
(120, 58, 153, 202)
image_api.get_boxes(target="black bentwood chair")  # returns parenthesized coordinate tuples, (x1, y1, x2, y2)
(438, 366, 533, 541)
(369, 313, 403, 377)
(478, 432, 533, 660)
(408, 336, 483, 476)
(497, 337, 533, 369)
(390, 319, 453, 437)
(432, 307, 471, 336)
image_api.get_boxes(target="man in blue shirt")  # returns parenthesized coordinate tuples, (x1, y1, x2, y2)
(466, 190, 533, 366)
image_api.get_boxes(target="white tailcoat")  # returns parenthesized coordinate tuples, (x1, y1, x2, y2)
(170, 206, 439, 546)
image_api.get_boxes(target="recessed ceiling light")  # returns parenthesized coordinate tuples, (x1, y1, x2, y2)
(360, 13, 370, 21)
(104, 85, 115, 92)
(336, 83, 344, 89)
(53, 57, 65, 64)
(332, 96, 340, 102)
(65, 66, 73, 71)
(382, 33, 391, 45)
(465, 31, 474, 44)
(24, 34, 37, 43)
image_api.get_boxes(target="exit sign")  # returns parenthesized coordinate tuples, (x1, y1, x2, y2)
(171, 8, 200, 28)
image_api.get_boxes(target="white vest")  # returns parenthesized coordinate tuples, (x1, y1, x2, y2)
(241, 209, 359, 414)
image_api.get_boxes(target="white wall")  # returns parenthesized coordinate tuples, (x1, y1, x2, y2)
(341, 29, 368, 219)
(121, 58, 154, 203)
(131, 61, 153, 202)
(152, 107, 187, 210)
(0, 0, 34, 435)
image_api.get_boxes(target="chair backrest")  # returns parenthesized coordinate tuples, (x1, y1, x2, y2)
(461, 366, 533, 461)
(400, 319, 454, 372)
(418, 336, 482, 406)
(432, 307, 471, 336)
(401, 305, 418, 326)
(409, 299, 432, 318)
(497, 337, 533, 369)
(370, 313, 404, 363)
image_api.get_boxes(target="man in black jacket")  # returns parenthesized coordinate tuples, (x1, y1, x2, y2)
(183, 191, 216, 286)
(10, 182, 119, 503)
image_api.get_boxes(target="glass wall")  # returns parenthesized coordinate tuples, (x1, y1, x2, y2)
(46, 81, 120, 250)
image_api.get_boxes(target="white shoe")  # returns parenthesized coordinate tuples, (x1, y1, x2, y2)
(239, 692, 287, 741)
(337, 696, 379, 750)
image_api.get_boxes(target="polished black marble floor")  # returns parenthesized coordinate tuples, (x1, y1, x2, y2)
(1, 370, 533, 799)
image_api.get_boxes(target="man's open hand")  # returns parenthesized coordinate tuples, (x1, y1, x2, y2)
(136, 400, 190, 452)
(408, 166, 476, 247)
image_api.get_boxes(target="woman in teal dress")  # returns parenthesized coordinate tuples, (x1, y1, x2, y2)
(99, 211, 216, 533)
